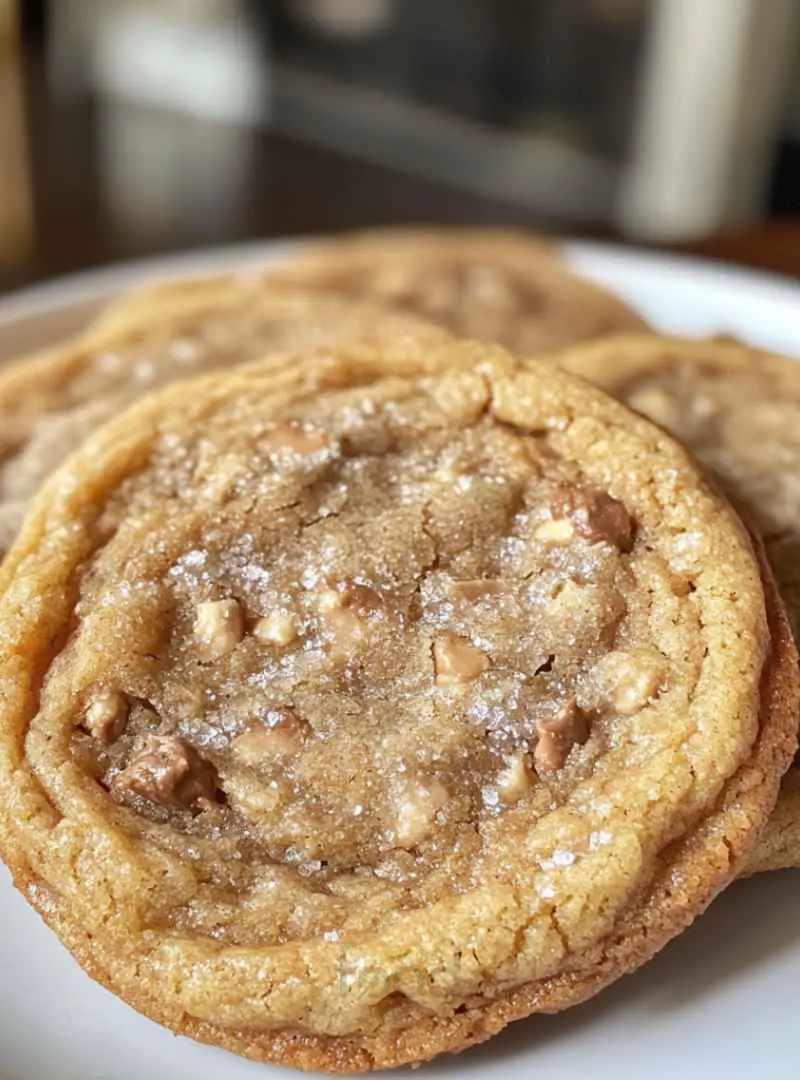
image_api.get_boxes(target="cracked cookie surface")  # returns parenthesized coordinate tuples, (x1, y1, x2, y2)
(0, 335, 795, 1072)
(551, 334, 800, 876)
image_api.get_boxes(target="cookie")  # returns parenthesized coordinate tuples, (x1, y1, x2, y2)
(550, 334, 800, 875)
(262, 227, 649, 353)
(0, 229, 642, 556)
(0, 288, 441, 558)
(0, 334, 795, 1071)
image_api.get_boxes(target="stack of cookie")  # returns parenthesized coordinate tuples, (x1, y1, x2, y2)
(0, 229, 796, 1074)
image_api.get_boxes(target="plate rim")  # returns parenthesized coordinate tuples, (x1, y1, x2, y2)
(1, 236, 799, 327)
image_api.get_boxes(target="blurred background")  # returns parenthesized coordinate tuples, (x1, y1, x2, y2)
(2, 0, 800, 293)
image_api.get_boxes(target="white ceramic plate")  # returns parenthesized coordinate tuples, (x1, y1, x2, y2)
(0, 241, 798, 1080)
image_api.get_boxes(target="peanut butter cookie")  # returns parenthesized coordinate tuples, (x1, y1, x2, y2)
(552, 334, 800, 875)
(0, 289, 441, 558)
(0, 336, 795, 1072)
(264, 227, 649, 352)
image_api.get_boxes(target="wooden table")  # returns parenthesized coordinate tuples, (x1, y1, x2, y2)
(683, 224, 800, 280)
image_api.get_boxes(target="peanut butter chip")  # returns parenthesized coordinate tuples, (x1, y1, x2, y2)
(253, 612, 298, 647)
(394, 778, 449, 848)
(534, 518, 575, 543)
(194, 598, 244, 658)
(607, 650, 665, 715)
(114, 735, 218, 808)
(550, 484, 634, 552)
(234, 711, 306, 763)
(534, 699, 591, 774)
(496, 753, 532, 804)
(433, 632, 490, 684)
(84, 688, 129, 743)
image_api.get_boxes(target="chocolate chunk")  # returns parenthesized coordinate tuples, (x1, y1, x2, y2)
(114, 735, 218, 809)
(550, 484, 634, 552)
(534, 699, 591, 774)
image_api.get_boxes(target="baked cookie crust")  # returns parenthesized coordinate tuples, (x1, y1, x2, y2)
(0, 336, 795, 1071)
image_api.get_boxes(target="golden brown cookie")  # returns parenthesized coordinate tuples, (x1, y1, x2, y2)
(0, 334, 795, 1071)
(0, 288, 441, 558)
(550, 334, 800, 875)
(262, 227, 649, 353)
(0, 227, 642, 558)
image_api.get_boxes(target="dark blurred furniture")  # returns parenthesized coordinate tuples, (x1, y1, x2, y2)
(1, 48, 800, 295)
(0, 82, 562, 293)
(3, 0, 799, 298)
